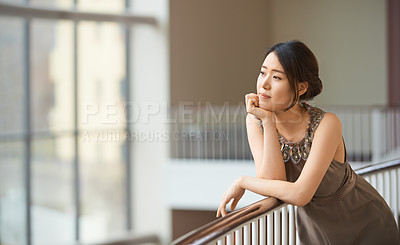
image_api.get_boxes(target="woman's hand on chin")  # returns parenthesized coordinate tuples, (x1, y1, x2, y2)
(245, 93, 276, 124)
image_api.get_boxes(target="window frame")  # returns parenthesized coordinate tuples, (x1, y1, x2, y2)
(0, 1, 157, 244)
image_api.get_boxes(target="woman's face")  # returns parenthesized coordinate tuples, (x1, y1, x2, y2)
(256, 52, 294, 112)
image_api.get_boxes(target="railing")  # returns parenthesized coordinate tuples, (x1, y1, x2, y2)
(325, 105, 400, 163)
(170, 104, 400, 163)
(171, 158, 400, 245)
(357, 159, 400, 225)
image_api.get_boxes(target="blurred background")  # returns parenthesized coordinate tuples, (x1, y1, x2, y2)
(0, 0, 399, 244)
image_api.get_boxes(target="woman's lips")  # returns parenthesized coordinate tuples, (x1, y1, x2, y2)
(259, 93, 271, 100)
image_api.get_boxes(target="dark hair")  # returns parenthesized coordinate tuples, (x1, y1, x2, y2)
(265, 40, 323, 110)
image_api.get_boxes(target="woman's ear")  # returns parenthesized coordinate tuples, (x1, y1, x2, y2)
(299, 82, 308, 97)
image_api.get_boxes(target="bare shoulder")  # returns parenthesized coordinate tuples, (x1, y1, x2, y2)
(321, 112, 341, 126)
(315, 112, 342, 137)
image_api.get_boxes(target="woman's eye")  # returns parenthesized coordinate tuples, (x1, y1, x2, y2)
(260, 71, 265, 75)
(273, 76, 281, 80)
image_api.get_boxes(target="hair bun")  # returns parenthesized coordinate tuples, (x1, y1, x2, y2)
(301, 77, 323, 101)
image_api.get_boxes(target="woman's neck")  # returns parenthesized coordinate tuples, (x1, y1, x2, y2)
(274, 103, 309, 141)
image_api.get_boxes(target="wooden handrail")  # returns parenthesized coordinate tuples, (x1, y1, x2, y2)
(355, 158, 400, 176)
(171, 158, 400, 245)
(171, 197, 284, 245)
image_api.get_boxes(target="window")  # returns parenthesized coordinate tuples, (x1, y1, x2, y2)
(0, 1, 156, 244)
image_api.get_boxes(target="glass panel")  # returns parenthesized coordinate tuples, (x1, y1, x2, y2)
(77, 0, 125, 13)
(31, 136, 75, 245)
(0, 17, 24, 136)
(77, 21, 127, 242)
(31, 19, 74, 134)
(29, 0, 73, 9)
(79, 130, 126, 242)
(0, 16, 26, 245)
(77, 21, 127, 131)
(0, 141, 26, 245)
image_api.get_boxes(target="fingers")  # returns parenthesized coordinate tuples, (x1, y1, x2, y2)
(216, 204, 222, 217)
(245, 93, 258, 107)
(245, 93, 259, 115)
(230, 198, 239, 211)
(216, 198, 230, 217)
(216, 198, 239, 218)
(220, 202, 227, 217)
(216, 206, 224, 218)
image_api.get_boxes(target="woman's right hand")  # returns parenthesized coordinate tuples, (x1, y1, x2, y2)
(245, 93, 276, 124)
(216, 177, 246, 217)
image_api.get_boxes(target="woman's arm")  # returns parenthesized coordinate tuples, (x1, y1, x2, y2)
(246, 94, 286, 180)
(246, 115, 286, 180)
(217, 113, 342, 217)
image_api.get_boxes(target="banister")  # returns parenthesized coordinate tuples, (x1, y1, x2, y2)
(171, 158, 400, 245)
(355, 158, 400, 176)
(171, 197, 285, 245)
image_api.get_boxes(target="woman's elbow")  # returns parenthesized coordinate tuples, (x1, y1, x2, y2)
(293, 197, 311, 207)
(291, 185, 313, 207)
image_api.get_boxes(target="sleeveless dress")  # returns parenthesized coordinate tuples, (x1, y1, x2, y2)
(258, 102, 400, 245)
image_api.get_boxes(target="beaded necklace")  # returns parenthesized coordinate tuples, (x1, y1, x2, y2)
(257, 102, 325, 164)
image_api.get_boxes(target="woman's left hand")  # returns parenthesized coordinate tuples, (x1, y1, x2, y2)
(216, 177, 245, 217)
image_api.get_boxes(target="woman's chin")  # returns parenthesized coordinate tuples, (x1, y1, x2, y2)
(258, 102, 273, 111)
(259, 101, 289, 112)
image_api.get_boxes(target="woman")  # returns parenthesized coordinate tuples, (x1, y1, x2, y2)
(216, 40, 399, 244)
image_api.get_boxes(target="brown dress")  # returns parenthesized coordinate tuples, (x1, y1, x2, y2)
(258, 102, 400, 245)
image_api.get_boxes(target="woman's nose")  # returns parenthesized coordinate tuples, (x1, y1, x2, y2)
(261, 77, 271, 90)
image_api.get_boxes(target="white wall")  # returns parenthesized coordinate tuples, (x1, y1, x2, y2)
(268, 0, 387, 106)
(166, 160, 266, 211)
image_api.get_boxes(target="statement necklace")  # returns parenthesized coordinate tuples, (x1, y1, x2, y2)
(258, 102, 325, 164)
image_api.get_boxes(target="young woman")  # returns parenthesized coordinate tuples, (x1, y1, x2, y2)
(216, 40, 399, 244)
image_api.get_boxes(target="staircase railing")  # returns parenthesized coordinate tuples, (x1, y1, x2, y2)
(171, 158, 400, 245)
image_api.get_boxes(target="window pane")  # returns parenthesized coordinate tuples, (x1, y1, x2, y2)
(77, 21, 127, 130)
(0, 141, 26, 245)
(79, 130, 127, 242)
(0, 17, 24, 136)
(77, 20, 127, 242)
(31, 136, 75, 245)
(0, 16, 26, 245)
(31, 19, 74, 133)
(77, 0, 125, 13)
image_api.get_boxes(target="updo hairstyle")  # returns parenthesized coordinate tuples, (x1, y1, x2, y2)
(265, 40, 323, 109)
